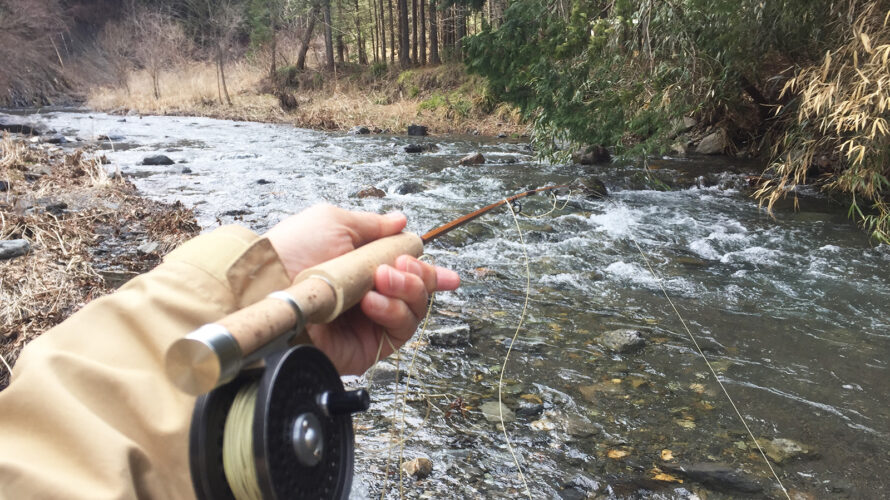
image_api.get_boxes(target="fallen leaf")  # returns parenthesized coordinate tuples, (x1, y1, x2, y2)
(530, 418, 555, 431)
(689, 383, 706, 394)
(661, 449, 674, 461)
(549, 322, 562, 332)
(607, 449, 629, 459)
(653, 473, 683, 483)
(492, 311, 507, 318)
(611, 378, 622, 384)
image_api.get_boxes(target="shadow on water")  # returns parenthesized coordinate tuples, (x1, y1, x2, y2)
(30, 110, 890, 499)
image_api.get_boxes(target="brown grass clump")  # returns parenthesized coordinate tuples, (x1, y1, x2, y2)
(87, 62, 527, 136)
(0, 134, 200, 389)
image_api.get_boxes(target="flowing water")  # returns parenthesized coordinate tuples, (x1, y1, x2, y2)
(27, 111, 890, 498)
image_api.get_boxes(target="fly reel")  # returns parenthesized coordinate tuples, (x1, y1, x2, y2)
(189, 345, 370, 500)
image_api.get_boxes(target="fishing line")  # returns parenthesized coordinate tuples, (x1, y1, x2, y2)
(611, 196, 792, 500)
(221, 382, 263, 500)
(499, 198, 533, 499)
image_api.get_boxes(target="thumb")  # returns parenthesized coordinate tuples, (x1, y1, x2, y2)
(343, 210, 407, 247)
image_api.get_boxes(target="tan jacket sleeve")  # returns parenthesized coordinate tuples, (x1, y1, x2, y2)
(0, 225, 291, 500)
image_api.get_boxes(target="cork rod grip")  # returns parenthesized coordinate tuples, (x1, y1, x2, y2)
(219, 232, 424, 356)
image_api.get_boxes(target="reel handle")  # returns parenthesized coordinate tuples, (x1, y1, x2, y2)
(165, 232, 424, 396)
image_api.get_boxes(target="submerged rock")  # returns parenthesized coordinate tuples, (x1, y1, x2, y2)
(756, 438, 817, 464)
(0, 113, 48, 135)
(0, 239, 31, 261)
(403, 143, 437, 154)
(660, 462, 763, 494)
(570, 177, 608, 198)
(480, 401, 515, 423)
(407, 124, 428, 136)
(142, 155, 174, 166)
(428, 323, 471, 347)
(597, 328, 646, 353)
(401, 457, 433, 479)
(395, 181, 424, 194)
(355, 186, 385, 198)
(458, 152, 485, 166)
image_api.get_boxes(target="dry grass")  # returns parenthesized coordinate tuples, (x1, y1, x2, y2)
(87, 61, 527, 136)
(0, 135, 199, 388)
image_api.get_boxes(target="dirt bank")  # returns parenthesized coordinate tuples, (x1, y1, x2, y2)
(0, 134, 200, 389)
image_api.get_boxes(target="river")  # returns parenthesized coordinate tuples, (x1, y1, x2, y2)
(27, 110, 890, 498)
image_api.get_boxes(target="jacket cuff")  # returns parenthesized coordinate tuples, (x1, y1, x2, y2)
(163, 225, 291, 309)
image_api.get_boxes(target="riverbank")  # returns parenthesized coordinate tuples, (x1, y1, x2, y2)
(0, 134, 200, 389)
(86, 62, 526, 137)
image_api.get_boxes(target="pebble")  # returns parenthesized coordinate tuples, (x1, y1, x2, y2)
(401, 457, 433, 479)
(0, 239, 31, 261)
(597, 328, 646, 353)
(480, 401, 515, 423)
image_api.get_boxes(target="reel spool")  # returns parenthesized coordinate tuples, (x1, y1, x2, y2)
(189, 345, 370, 500)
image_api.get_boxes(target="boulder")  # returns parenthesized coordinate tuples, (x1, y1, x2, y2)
(0, 180, 8, 192)
(0, 239, 30, 261)
(348, 126, 371, 135)
(0, 113, 48, 135)
(142, 155, 175, 166)
(696, 130, 727, 155)
(403, 144, 423, 153)
(355, 186, 385, 198)
(407, 124, 428, 136)
(597, 328, 646, 353)
(181, 167, 193, 174)
(42, 133, 67, 144)
(497, 132, 508, 138)
(401, 457, 433, 479)
(395, 181, 424, 195)
(458, 152, 485, 166)
(572, 145, 611, 165)
(256, 179, 272, 185)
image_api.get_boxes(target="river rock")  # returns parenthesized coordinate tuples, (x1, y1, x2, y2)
(407, 124, 428, 136)
(181, 167, 193, 174)
(404, 144, 423, 153)
(696, 130, 727, 155)
(348, 125, 371, 135)
(497, 132, 508, 138)
(571, 145, 611, 165)
(481, 401, 515, 423)
(0, 113, 47, 135)
(142, 155, 175, 166)
(401, 457, 433, 479)
(395, 181, 424, 195)
(256, 179, 272, 185)
(428, 323, 471, 347)
(42, 133, 67, 144)
(458, 152, 485, 166)
(0, 180, 8, 192)
(515, 399, 544, 418)
(137, 241, 160, 254)
(571, 177, 608, 198)
(756, 438, 817, 464)
(565, 416, 599, 438)
(597, 328, 646, 353)
(0, 239, 31, 261)
(355, 186, 385, 198)
(660, 463, 762, 494)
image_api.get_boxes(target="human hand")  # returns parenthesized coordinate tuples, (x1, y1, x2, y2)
(264, 204, 460, 375)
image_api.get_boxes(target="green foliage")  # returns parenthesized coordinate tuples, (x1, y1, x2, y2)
(370, 61, 388, 78)
(419, 91, 473, 118)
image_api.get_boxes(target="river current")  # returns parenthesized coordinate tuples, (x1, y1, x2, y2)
(29, 111, 890, 498)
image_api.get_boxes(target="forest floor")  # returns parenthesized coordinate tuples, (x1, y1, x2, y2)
(87, 62, 528, 137)
(0, 135, 200, 389)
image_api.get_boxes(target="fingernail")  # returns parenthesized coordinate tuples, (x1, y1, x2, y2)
(387, 266, 405, 290)
(366, 292, 388, 312)
(406, 258, 422, 276)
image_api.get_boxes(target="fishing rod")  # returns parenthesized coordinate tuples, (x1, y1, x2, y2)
(164, 185, 567, 500)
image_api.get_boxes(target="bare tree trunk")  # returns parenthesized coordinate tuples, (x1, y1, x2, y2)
(429, 0, 439, 64)
(269, 7, 278, 76)
(323, 0, 335, 71)
(217, 44, 231, 105)
(378, 0, 386, 62)
(455, 3, 465, 61)
(388, 0, 395, 63)
(369, 0, 380, 63)
(398, 0, 409, 67)
(419, 0, 425, 65)
(296, 7, 319, 71)
(411, 0, 417, 64)
(353, 0, 367, 64)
